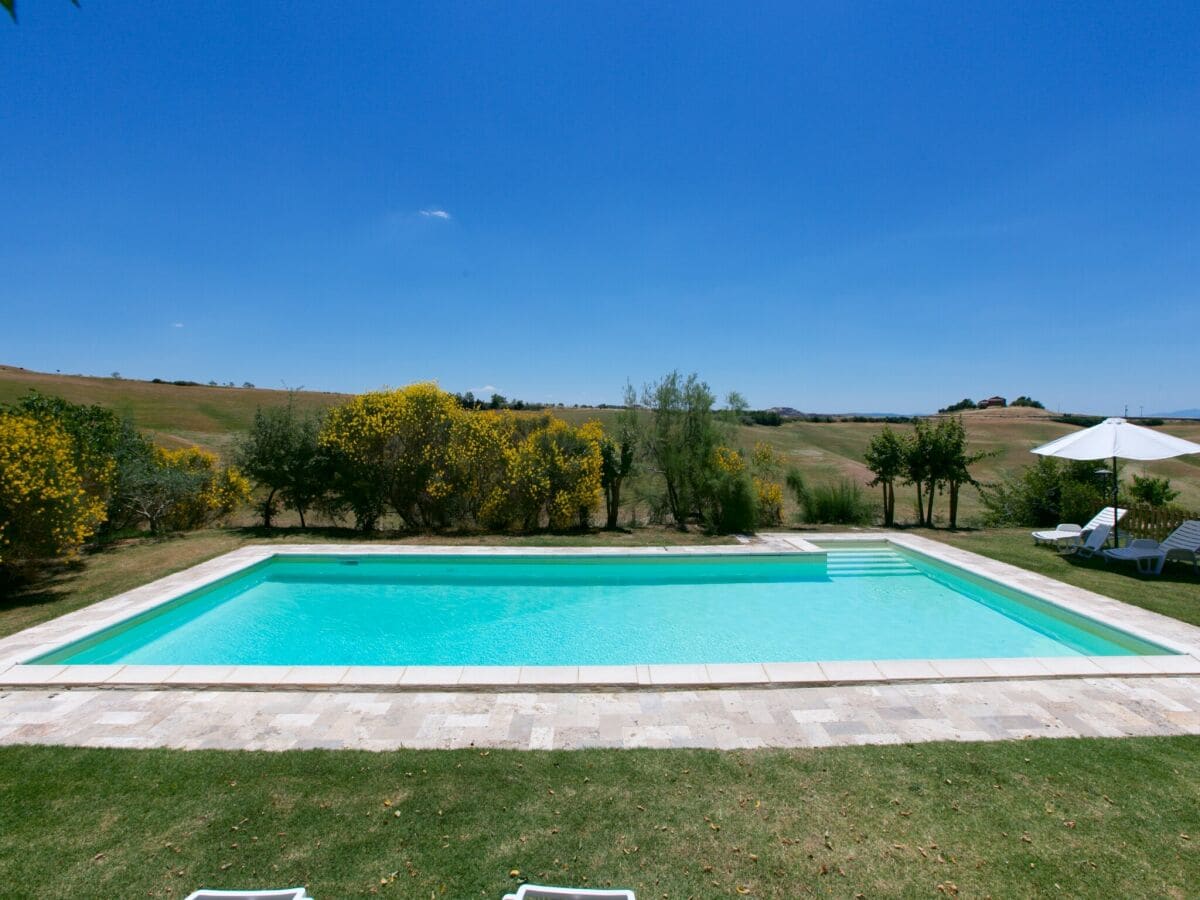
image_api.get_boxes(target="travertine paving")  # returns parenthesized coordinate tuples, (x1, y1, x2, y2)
(3, 533, 1199, 751)
(3, 676, 1199, 751)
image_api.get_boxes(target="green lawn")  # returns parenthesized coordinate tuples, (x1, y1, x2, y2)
(1, 738, 1197, 898)
(927, 527, 1200, 628)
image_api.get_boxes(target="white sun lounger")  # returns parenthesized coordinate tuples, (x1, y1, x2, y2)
(1032, 507, 1126, 545)
(1104, 520, 1200, 576)
(184, 890, 312, 900)
(1067, 523, 1111, 559)
(502, 886, 636, 900)
(1103, 539, 1168, 575)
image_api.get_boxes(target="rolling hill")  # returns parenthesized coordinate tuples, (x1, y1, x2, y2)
(3, 365, 1199, 525)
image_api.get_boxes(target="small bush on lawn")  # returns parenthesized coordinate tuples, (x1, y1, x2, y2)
(980, 456, 1112, 527)
(787, 472, 876, 525)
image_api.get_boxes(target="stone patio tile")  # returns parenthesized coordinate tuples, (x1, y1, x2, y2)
(819, 660, 884, 682)
(164, 666, 236, 685)
(931, 659, 994, 678)
(224, 666, 293, 685)
(399, 666, 464, 686)
(46, 665, 124, 685)
(340, 666, 406, 686)
(763, 662, 826, 684)
(577, 666, 639, 686)
(647, 664, 710, 686)
(1034, 656, 1105, 676)
(458, 666, 523, 686)
(875, 659, 940, 680)
(705, 663, 768, 684)
(984, 658, 1054, 678)
(1088, 656, 1158, 675)
(791, 707, 837, 724)
(0, 665, 65, 684)
(104, 665, 181, 684)
(1143, 654, 1200, 674)
(279, 666, 349, 686)
(518, 666, 579, 686)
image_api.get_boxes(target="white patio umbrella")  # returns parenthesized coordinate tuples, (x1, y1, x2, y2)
(1032, 417, 1200, 545)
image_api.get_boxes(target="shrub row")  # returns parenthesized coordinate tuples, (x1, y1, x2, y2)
(0, 393, 248, 569)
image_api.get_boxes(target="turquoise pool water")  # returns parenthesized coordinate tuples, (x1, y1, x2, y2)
(35, 548, 1168, 666)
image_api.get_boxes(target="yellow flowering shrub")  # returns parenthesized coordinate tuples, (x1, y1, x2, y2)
(320, 383, 463, 527)
(156, 447, 251, 530)
(753, 477, 783, 526)
(450, 410, 516, 528)
(492, 417, 603, 530)
(751, 441, 781, 474)
(318, 384, 605, 532)
(0, 411, 106, 565)
(713, 445, 745, 475)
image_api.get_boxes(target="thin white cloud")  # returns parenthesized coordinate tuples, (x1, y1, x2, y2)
(172, 322, 184, 328)
(419, 208, 452, 220)
(471, 384, 499, 395)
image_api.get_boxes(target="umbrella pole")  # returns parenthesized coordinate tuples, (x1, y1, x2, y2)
(1112, 454, 1118, 547)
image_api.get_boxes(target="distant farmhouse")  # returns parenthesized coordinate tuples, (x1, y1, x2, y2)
(977, 395, 1007, 409)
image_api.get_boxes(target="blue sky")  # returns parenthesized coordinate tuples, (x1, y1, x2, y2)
(2, 2, 1198, 413)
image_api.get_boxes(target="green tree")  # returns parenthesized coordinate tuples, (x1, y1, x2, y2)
(903, 419, 936, 525)
(863, 426, 906, 527)
(930, 416, 987, 529)
(639, 372, 722, 530)
(115, 454, 209, 535)
(1129, 474, 1179, 507)
(979, 457, 1112, 527)
(938, 398, 976, 413)
(598, 384, 638, 530)
(237, 400, 327, 528)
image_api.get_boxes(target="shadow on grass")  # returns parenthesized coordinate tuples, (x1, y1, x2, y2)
(0, 531, 198, 613)
(0, 559, 84, 613)
(226, 524, 634, 541)
(1061, 550, 1200, 584)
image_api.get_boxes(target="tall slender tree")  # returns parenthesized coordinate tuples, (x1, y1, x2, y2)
(599, 383, 639, 530)
(864, 426, 906, 527)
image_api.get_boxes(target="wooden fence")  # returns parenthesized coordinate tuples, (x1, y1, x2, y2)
(1121, 504, 1200, 542)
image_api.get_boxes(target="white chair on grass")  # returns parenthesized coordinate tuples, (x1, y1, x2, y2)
(1066, 523, 1111, 559)
(1032, 507, 1126, 546)
(184, 890, 312, 900)
(502, 886, 636, 900)
(1104, 520, 1200, 576)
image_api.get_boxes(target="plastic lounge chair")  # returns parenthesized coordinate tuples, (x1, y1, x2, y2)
(1067, 523, 1111, 558)
(502, 886, 636, 900)
(184, 892, 311, 900)
(1032, 523, 1082, 545)
(1103, 539, 1167, 575)
(1104, 520, 1200, 576)
(1163, 520, 1200, 573)
(1032, 507, 1126, 545)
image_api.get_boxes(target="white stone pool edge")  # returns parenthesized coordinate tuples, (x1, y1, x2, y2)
(1, 533, 1199, 692)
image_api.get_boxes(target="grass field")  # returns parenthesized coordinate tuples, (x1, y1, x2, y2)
(1, 737, 1197, 898)
(6, 363, 1198, 526)
(0, 365, 348, 456)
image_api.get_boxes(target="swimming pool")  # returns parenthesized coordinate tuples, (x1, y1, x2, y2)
(33, 545, 1168, 667)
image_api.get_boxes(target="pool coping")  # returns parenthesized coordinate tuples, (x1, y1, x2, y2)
(2, 534, 1199, 691)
